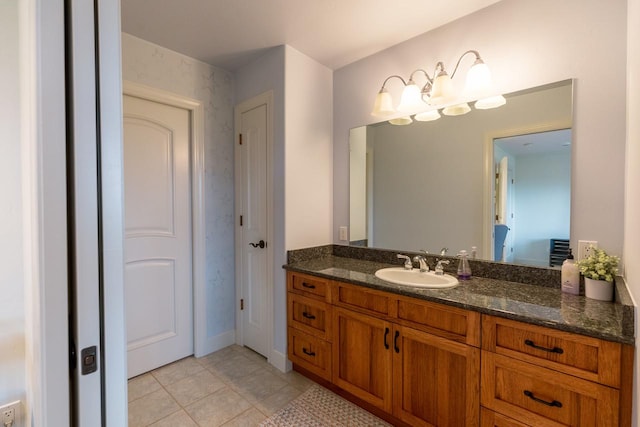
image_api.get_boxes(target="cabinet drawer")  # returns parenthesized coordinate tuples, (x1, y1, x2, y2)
(332, 281, 392, 317)
(287, 293, 331, 341)
(482, 315, 622, 387)
(287, 327, 331, 380)
(288, 272, 330, 301)
(482, 352, 619, 426)
(396, 296, 480, 346)
(480, 408, 531, 427)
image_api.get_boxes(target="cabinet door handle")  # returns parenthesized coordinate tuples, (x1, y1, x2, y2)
(302, 348, 316, 357)
(302, 311, 316, 320)
(384, 327, 390, 349)
(523, 390, 562, 408)
(301, 282, 316, 289)
(524, 339, 564, 354)
(394, 330, 400, 353)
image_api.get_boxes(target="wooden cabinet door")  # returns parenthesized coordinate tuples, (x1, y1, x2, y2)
(393, 325, 480, 427)
(332, 307, 393, 412)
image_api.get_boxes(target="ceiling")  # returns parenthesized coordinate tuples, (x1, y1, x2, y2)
(121, 0, 501, 71)
(495, 129, 573, 156)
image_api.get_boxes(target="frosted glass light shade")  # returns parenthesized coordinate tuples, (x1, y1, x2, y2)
(388, 116, 413, 125)
(464, 61, 492, 98)
(442, 103, 471, 116)
(414, 110, 441, 122)
(428, 72, 455, 105)
(475, 95, 506, 109)
(371, 89, 395, 116)
(397, 81, 425, 113)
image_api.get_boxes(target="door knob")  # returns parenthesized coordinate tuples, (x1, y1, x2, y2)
(249, 240, 266, 249)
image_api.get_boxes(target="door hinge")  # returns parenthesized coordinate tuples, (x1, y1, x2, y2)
(240, 215, 243, 226)
(240, 299, 244, 310)
(239, 134, 243, 145)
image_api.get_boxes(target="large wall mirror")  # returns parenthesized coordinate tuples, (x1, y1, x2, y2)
(349, 79, 573, 267)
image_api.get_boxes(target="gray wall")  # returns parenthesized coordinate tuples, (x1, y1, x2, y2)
(333, 0, 627, 260)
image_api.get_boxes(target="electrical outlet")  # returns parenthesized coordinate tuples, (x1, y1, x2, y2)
(1, 401, 21, 427)
(578, 240, 598, 260)
(339, 226, 348, 241)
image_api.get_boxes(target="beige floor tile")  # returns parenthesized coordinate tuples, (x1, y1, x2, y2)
(184, 387, 252, 427)
(148, 409, 199, 427)
(269, 367, 315, 391)
(128, 388, 181, 427)
(230, 368, 288, 404)
(208, 353, 263, 383)
(198, 346, 238, 368)
(165, 369, 226, 406)
(152, 356, 206, 386)
(221, 407, 267, 426)
(232, 345, 268, 364)
(128, 373, 162, 402)
(254, 385, 303, 416)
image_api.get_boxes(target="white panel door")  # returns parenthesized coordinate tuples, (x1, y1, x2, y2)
(239, 104, 269, 357)
(123, 94, 193, 378)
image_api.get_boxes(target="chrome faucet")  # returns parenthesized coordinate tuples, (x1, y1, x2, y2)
(397, 254, 413, 270)
(413, 255, 429, 272)
(434, 259, 450, 275)
(440, 247, 449, 256)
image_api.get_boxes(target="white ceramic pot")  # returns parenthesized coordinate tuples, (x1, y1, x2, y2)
(584, 277, 614, 301)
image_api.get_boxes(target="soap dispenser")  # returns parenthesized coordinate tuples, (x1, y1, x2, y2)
(561, 248, 579, 295)
(457, 250, 472, 280)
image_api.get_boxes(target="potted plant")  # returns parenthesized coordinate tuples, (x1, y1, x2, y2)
(577, 247, 619, 301)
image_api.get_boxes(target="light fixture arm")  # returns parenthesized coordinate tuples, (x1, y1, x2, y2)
(450, 50, 482, 79)
(379, 74, 407, 90)
(408, 68, 434, 84)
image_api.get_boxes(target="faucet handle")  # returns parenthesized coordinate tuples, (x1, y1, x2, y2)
(397, 254, 413, 270)
(440, 247, 449, 256)
(434, 259, 450, 275)
(413, 255, 429, 272)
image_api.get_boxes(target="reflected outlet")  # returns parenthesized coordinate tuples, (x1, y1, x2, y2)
(578, 240, 597, 260)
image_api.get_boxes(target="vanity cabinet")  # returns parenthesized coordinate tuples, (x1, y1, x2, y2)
(286, 272, 332, 380)
(286, 271, 633, 426)
(481, 315, 632, 426)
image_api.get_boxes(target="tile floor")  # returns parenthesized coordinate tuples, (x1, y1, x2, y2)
(127, 345, 315, 426)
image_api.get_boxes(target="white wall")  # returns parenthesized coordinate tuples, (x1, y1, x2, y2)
(513, 152, 571, 266)
(625, 0, 640, 424)
(333, 0, 627, 261)
(121, 34, 236, 348)
(285, 46, 333, 250)
(0, 0, 26, 406)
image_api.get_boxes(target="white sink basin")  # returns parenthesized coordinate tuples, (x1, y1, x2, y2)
(375, 267, 459, 288)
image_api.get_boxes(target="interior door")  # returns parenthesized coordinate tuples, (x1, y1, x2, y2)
(123, 94, 193, 378)
(238, 103, 269, 357)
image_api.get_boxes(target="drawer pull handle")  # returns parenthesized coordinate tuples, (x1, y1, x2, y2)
(384, 327, 390, 349)
(302, 348, 316, 357)
(524, 339, 564, 354)
(394, 330, 400, 353)
(524, 390, 563, 408)
(302, 312, 316, 320)
(302, 282, 316, 289)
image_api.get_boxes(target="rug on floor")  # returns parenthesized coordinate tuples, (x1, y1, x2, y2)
(259, 384, 391, 427)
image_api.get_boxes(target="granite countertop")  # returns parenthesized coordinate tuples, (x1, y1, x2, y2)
(284, 253, 635, 345)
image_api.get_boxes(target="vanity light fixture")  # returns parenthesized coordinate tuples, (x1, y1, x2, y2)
(371, 50, 506, 123)
(388, 116, 413, 126)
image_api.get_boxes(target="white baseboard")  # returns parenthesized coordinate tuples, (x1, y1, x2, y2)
(195, 329, 236, 358)
(269, 349, 292, 373)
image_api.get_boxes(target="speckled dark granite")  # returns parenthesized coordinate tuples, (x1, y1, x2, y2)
(285, 246, 635, 345)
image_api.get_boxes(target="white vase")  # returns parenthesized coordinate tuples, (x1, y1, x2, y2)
(584, 277, 614, 301)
